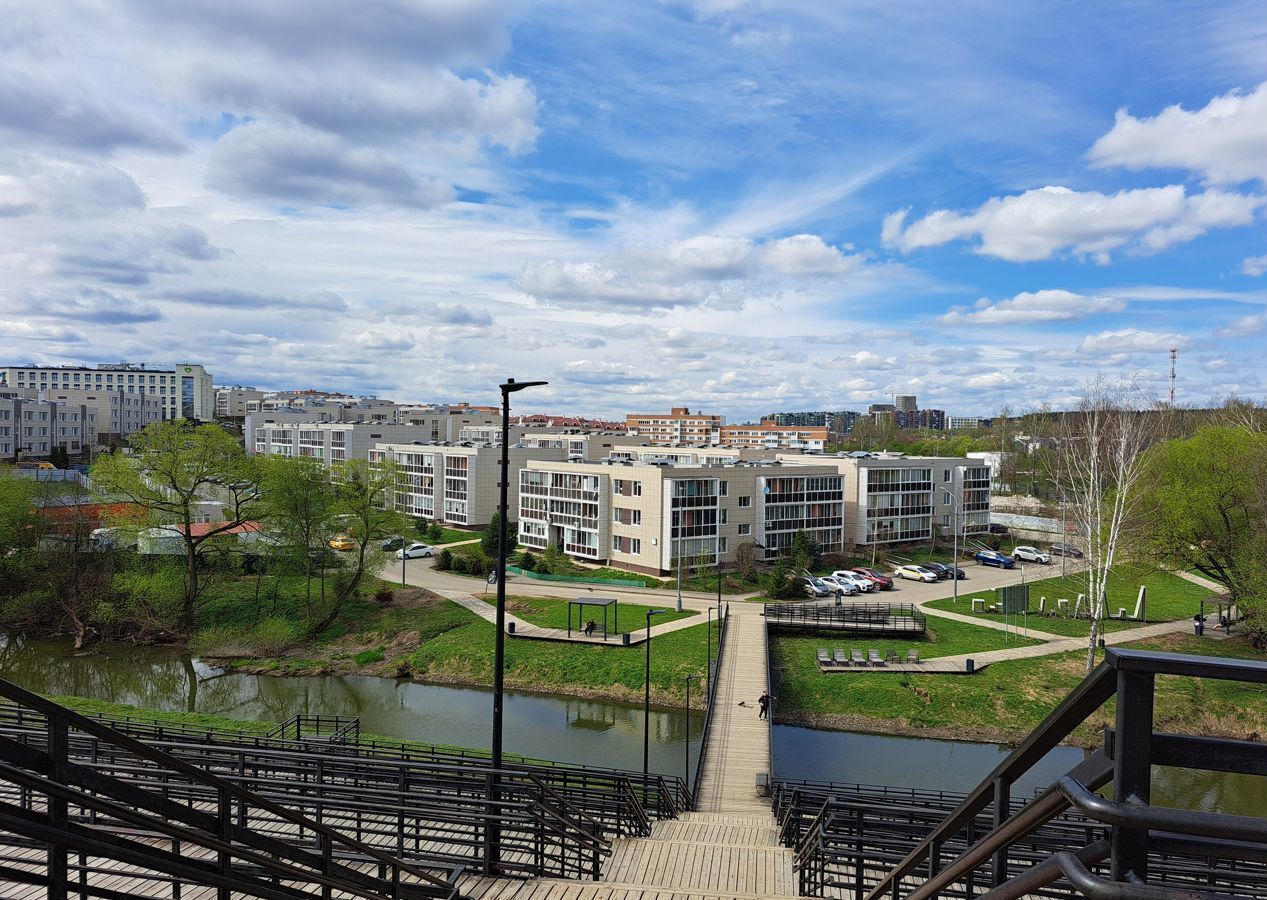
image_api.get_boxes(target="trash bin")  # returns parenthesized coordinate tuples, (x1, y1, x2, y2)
(1194, 620, 1204, 636)
(507, 622, 515, 634)
(965, 658, 975, 674)
(621, 633, 631, 646)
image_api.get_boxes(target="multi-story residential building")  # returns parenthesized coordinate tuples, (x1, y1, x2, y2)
(0, 395, 96, 460)
(763, 411, 829, 427)
(718, 423, 828, 452)
(946, 416, 992, 431)
(519, 459, 845, 575)
(0, 363, 213, 422)
(900, 408, 946, 431)
(11, 386, 162, 442)
(625, 407, 724, 445)
(373, 442, 567, 527)
(779, 453, 992, 545)
(250, 422, 438, 463)
(215, 386, 268, 420)
(395, 404, 502, 442)
(894, 395, 918, 412)
(605, 442, 756, 465)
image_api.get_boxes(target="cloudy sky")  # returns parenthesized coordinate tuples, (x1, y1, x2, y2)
(2, 1, 1266, 419)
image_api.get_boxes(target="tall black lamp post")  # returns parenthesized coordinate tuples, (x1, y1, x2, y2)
(485, 377, 546, 874)
(643, 608, 672, 781)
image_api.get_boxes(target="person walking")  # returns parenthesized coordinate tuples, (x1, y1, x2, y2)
(757, 691, 770, 719)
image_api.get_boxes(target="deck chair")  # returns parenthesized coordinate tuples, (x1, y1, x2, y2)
(817, 648, 832, 667)
(850, 648, 864, 666)
(833, 649, 848, 667)
(887, 648, 900, 664)
(868, 648, 884, 666)
(906, 648, 920, 664)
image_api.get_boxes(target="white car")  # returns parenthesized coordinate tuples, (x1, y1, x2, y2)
(1012, 546, 1051, 564)
(895, 564, 938, 583)
(818, 575, 860, 596)
(831, 570, 874, 593)
(395, 542, 436, 559)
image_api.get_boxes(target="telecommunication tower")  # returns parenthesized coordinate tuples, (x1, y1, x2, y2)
(1168, 348, 1178, 406)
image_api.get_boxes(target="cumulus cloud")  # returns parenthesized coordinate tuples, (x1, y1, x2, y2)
(1243, 254, 1267, 277)
(1076, 328, 1187, 355)
(354, 328, 415, 352)
(562, 360, 650, 385)
(883, 185, 1263, 262)
(519, 233, 863, 312)
(207, 121, 456, 209)
(939, 290, 1126, 325)
(1216, 313, 1267, 337)
(0, 161, 147, 217)
(1088, 82, 1267, 187)
(164, 288, 348, 312)
(22, 288, 163, 324)
(56, 225, 222, 286)
(0, 320, 87, 343)
(432, 304, 494, 328)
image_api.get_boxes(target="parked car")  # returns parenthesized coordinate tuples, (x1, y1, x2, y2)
(802, 577, 834, 598)
(851, 567, 894, 590)
(941, 565, 967, 580)
(818, 575, 860, 596)
(1012, 546, 1051, 564)
(328, 533, 356, 551)
(922, 562, 952, 580)
(1049, 542, 1084, 558)
(895, 564, 938, 583)
(380, 536, 406, 551)
(987, 523, 1010, 535)
(975, 549, 1016, 569)
(830, 570, 873, 592)
(395, 542, 436, 559)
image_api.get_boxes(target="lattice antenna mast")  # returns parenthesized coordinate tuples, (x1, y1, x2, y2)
(1168, 347, 1177, 406)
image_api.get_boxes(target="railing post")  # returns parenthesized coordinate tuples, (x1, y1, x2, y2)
(926, 838, 941, 897)
(855, 806, 865, 900)
(990, 776, 1010, 886)
(216, 786, 231, 900)
(1112, 667, 1155, 884)
(47, 715, 68, 900)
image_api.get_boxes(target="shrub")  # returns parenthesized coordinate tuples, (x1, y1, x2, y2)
(251, 617, 300, 656)
(435, 549, 453, 571)
(765, 559, 803, 600)
(354, 648, 385, 666)
(519, 550, 537, 573)
(372, 587, 394, 606)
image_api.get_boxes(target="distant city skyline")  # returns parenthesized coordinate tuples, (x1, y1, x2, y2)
(1, 2, 1265, 419)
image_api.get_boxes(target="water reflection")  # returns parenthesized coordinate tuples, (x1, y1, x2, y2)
(0, 634, 704, 779)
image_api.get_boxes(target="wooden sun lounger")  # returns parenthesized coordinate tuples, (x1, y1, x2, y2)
(833, 649, 848, 667)
(817, 648, 832, 667)
(906, 649, 921, 664)
(868, 649, 884, 666)
(850, 649, 864, 666)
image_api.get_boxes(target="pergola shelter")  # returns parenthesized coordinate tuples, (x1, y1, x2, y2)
(567, 596, 619, 640)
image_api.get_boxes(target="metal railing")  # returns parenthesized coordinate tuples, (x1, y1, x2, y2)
(764, 602, 926, 635)
(267, 713, 362, 745)
(0, 677, 464, 899)
(844, 648, 1267, 900)
(690, 601, 729, 805)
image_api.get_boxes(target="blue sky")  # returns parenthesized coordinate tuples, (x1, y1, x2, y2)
(1, 0, 1264, 418)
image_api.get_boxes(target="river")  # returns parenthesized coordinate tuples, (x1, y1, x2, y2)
(2, 634, 1261, 814)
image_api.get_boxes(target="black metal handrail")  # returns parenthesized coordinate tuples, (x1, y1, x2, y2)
(0, 677, 463, 899)
(862, 648, 1267, 900)
(690, 600, 729, 805)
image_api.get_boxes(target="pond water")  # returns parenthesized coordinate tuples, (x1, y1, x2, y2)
(0, 634, 705, 781)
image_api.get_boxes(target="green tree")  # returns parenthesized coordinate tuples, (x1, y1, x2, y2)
(790, 529, 820, 572)
(481, 511, 502, 557)
(90, 421, 260, 631)
(257, 455, 338, 615)
(308, 458, 406, 634)
(766, 558, 802, 600)
(1130, 425, 1267, 646)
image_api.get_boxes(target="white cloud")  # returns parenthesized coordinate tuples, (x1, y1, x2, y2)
(1243, 254, 1267, 277)
(760, 235, 860, 275)
(1076, 328, 1187, 355)
(883, 185, 1263, 262)
(1216, 313, 1267, 337)
(1088, 82, 1267, 187)
(940, 289, 1126, 325)
(353, 328, 415, 352)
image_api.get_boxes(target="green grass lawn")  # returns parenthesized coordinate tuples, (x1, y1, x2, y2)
(426, 526, 479, 545)
(479, 595, 697, 632)
(924, 569, 1215, 637)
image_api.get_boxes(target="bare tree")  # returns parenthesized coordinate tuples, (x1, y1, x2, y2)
(1055, 377, 1166, 673)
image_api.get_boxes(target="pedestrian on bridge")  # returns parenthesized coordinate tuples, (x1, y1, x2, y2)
(757, 692, 770, 719)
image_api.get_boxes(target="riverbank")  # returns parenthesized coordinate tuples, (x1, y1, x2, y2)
(771, 631, 1267, 746)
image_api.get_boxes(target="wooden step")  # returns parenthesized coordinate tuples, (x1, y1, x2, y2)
(602, 838, 796, 896)
(464, 874, 813, 900)
(650, 820, 783, 847)
(674, 811, 776, 827)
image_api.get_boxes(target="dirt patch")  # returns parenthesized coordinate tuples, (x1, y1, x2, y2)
(388, 588, 448, 609)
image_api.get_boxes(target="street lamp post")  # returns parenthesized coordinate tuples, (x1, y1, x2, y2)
(643, 608, 672, 782)
(944, 482, 963, 606)
(706, 605, 716, 696)
(485, 377, 546, 875)
(683, 674, 701, 787)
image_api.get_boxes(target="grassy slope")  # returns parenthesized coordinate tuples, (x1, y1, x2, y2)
(774, 631, 1267, 745)
(925, 569, 1214, 637)
(482, 595, 696, 632)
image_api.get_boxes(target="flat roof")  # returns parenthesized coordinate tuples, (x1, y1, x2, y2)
(571, 596, 618, 607)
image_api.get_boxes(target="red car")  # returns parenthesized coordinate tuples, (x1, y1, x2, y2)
(851, 567, 894, 590)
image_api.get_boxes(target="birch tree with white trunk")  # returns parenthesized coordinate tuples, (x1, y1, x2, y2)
(1056, 377, 1166, 674)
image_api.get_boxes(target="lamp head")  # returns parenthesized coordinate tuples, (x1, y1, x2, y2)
(647, 608, 672, 619)
(500, 379, 548, 394)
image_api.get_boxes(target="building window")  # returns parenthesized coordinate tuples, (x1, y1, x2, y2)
(718, 537, 727, 554)
(738, 523, 751, 536)
(739, 496, 751, 507)
(718, 481, 728, 496)
(719, 508, 727, 525)
(944, 469, 952, 482)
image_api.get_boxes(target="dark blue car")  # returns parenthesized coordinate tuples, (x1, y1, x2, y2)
(974, 550, 1015, 569)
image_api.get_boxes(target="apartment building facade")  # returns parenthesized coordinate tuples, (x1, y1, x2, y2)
(0, 363, 213, 422)
(250, 422, 438, 463)
(11, 386, 162, 441)
(625, 407, 724, 445)
(396, 405, 501, 442)
(215, 386, 268, 419)
(373, 443, 567, 528)
(0, 396, 96, 460)
(717, 423, 828, 452)
(519, 459, 845, 575)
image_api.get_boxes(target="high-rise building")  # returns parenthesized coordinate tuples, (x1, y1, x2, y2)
(895, 395, 918, 412)
(0, 363, 213, 423)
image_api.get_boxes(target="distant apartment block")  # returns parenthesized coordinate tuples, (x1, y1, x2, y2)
(396, 404, 501, 442)
(0, 363, 213, 422)
(11, 386, 162, 442)
(373, 442, 567, 528)
(0, 395, 96, 459)
(250, 422, 438, 462)
(626, 407, 724, 445)
(899, 408, 946, 430)
(946, 416, 992, 431)
(718, 423, 828, 452)
(215, 385, 267, 419)
(519, 458, 845, 575)
(894, 394, 918, 412)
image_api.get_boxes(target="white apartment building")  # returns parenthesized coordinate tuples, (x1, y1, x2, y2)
(396, 404, 502, 442)
(717, 423, 829, 452)
(778, 452, 992, 545)
(11, 386, 162, 441)
(215, 386, 268, 419)
(372, 443, 568, 528)
(519, 459, 845, 575)
(251, 422, 439, 463)
(0, 363, 213, 422)
(946, 416, 990, 431)
(625, 407, 724, 445)
(0, 396, 96, 460)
